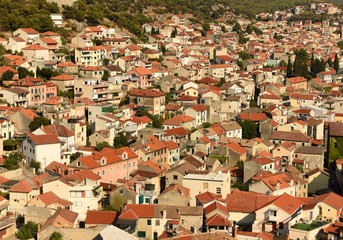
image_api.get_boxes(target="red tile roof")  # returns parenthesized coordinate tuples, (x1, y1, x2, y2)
(120, 204, 155, 219)
(225, 141, 247, 155)
(35, 191, 72, 206)
(205, 213, 232, 226)
(129, 89, 165, 97)
(85, 210, 117, 225)
(204, 201, 229, 216)
(21, 28, 38, 34)
(162, 184, 190, 197)
(226, 190, 276, 213)
(239, 113, 267, 122)
(196, 191, 222, 205)
(51, 74, 75, 81)
(190, 104, 207, 112)
(29, 134, 62, 145)
(22, 44, 48, 50)
(270, 131, 311, 142)
(163, 127, 188, 137)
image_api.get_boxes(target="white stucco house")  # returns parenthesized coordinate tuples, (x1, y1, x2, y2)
(22, 133, 62, 169)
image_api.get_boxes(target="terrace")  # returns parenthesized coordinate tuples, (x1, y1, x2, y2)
(292, 221, 327, 231)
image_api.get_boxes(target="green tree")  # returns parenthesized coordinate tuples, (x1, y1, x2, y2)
(310, 53, 315, 76)
(95, 142, 112, 151)
(249, 98, 257, 108)
(232, 181, 248, 191)
(1, 70, 14, 81)
(287, 57, 293, 77)
(246, 24, 253, 34)
(36, 67, 59, 80)
(17, 67, 34, 79)
(28, 116, 51, 132)
(49, 232, 63, 240)
(338, 40, 343, 50)
(3, 139, 20, 151)
(113, 132, 129, 149)
(202, 22, 210, 32)
(238, 51, 252, 60)
(30, 160, 41, 174)
(295, 164, 303, 173)
(236, 160, 244, 169)
(110, 192, 127, 212)
(232, 23, 242, 32)
(237, 120, 258, 139)
(202, 122, 213, 128)
(334, 53, 339, 72)
(279, 60, 287, 67)
(70, 152, 83, 163)
(15, 221, 38, 240)
(4, 151, 22, 170)
(329, 139, 340, 162)
(327, 57, 333, 68)
(102, 70, 110, 81)
(171, 27, 177, 38)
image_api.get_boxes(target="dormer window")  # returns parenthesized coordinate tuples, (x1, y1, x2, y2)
(77, 161, 81, 167)
(102, 159, 106, 165)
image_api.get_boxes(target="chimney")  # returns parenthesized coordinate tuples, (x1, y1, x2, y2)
(232, 221, 237, 238)
(162, 209, 167, 219)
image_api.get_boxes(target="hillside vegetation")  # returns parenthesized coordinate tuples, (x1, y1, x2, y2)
(0, 0, 342, 34)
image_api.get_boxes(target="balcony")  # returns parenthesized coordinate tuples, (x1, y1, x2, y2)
(15, 97, 28, 102)
(266, 209, 278, 222)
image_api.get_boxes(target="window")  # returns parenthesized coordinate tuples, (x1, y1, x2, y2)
(145, 198, 150, 204)
(77, 161, 81, 167)
(156, 220, 160, 226)
(119, 189, 124, 195)
(133, 162, 136, 167)
(102, 170, 105, 176)
(124, 164, 126, 169)
(128, 163, 131, 168)
(304, 184, 306, 189)
(173, 175, 178, 180)
(216, 187, 221, 194)
(147, 219, 151, 225)
(110, 168, 113, 174)
(279, 222, 284, 229)
(117, 166, 120, 172)
(138, 232, 146, 238)
(97, 171, 100, 176)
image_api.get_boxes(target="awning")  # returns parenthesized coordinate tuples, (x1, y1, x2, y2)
(93, 185, 103, 194)
(173, 156, 179, 160)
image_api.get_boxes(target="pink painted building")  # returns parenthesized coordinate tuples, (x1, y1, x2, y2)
(127, 67, 153, 88)
(45, 82, 57, 98)
(69, 146, 138, 184)
(12, 77, 47, 105)
(145, 136, 169, 164)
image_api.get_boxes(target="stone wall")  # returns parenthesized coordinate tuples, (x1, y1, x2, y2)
(46, 0, 77, 7)
(38, 225, 105, 240)
(0, 168, 22, 179)
(23, 206, 56, 225)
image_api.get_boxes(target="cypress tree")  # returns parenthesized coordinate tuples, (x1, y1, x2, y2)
(320, 58, 326, 72)
(287, 57, 292, 77)
(310, 53, 315, 76)
(327, 57, 333, 68)
(334, 53, 339, 72)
